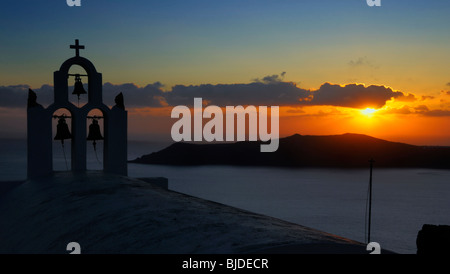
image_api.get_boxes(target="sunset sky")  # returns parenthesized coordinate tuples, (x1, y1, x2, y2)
(1, 0, 450, 145)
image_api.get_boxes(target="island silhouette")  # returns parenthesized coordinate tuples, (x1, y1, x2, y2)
(131, 133, 450, 169)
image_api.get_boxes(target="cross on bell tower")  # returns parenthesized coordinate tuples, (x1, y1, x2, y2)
(70, 39, 85, 57)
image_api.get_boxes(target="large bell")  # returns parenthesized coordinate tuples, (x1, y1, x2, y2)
(54, 116, 72, 145)
(87, 119, 103, 150)
(72, 74, 87, 99)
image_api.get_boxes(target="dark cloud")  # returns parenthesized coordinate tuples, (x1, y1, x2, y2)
(0, 84, 53, 108)
(421, 95, 435, 101)
(253, 72, 287, 84)
(103, 82, 166, 107)
(0, 85, 28, 107)
(164, 79, 410, 109)
(0, 74, 415, 110)
(379, 104, 450, 117)
(348, 57, 378, 69)
(165, 81, 309, 107)
(285, 107, 306, 114)
(414, 105, 429, 113)
(308, 83, 409, 109)
(377, 106, 412, 115)
(395, 93, 416, 102)
(420, 109, 450, 117)
(0, 82, 166, 108)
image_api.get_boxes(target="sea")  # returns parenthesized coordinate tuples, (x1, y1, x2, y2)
(1, 138, 449, 254)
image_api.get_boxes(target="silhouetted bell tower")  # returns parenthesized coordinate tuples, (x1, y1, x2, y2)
(27, 39, 127, 178)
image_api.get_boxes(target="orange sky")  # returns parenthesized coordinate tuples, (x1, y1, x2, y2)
(125, 95, 450, 146)
(1, 2, 450, 146)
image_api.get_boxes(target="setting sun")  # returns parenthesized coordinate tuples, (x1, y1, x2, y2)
(360, 108, 377, 117)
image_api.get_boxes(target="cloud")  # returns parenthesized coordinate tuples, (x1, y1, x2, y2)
(0, 82, 166, 108)
(307, 83, 409, 109)
(0, 74, 415, 110)
(316, 107, 344, 116)
(380, 104, 450, 117)
(253, 72, 287, 84)
(420, 109, 450, 117)
(0, 84, 53, 108)
(103, 82, 166, 107)
(285, 107, 305, 114)
(165, 81, 309, 107)
(348, 57, 378, 69)
(395, 93, 416, 102)
(414, 105, 429, 113)
(378, 106, 413, 115)
(164, 79, 411, 109)
(421, 95, 435, 101)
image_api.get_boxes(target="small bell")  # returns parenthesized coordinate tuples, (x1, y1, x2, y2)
(54, 116, 72, 145)
(87, 118, 103, 151)
(72, 74, 87, 103)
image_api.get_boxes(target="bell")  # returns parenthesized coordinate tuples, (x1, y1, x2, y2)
(87, 119, 103, 150)
(72, 74, 87, 99)
(54, 116, 72, 145)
